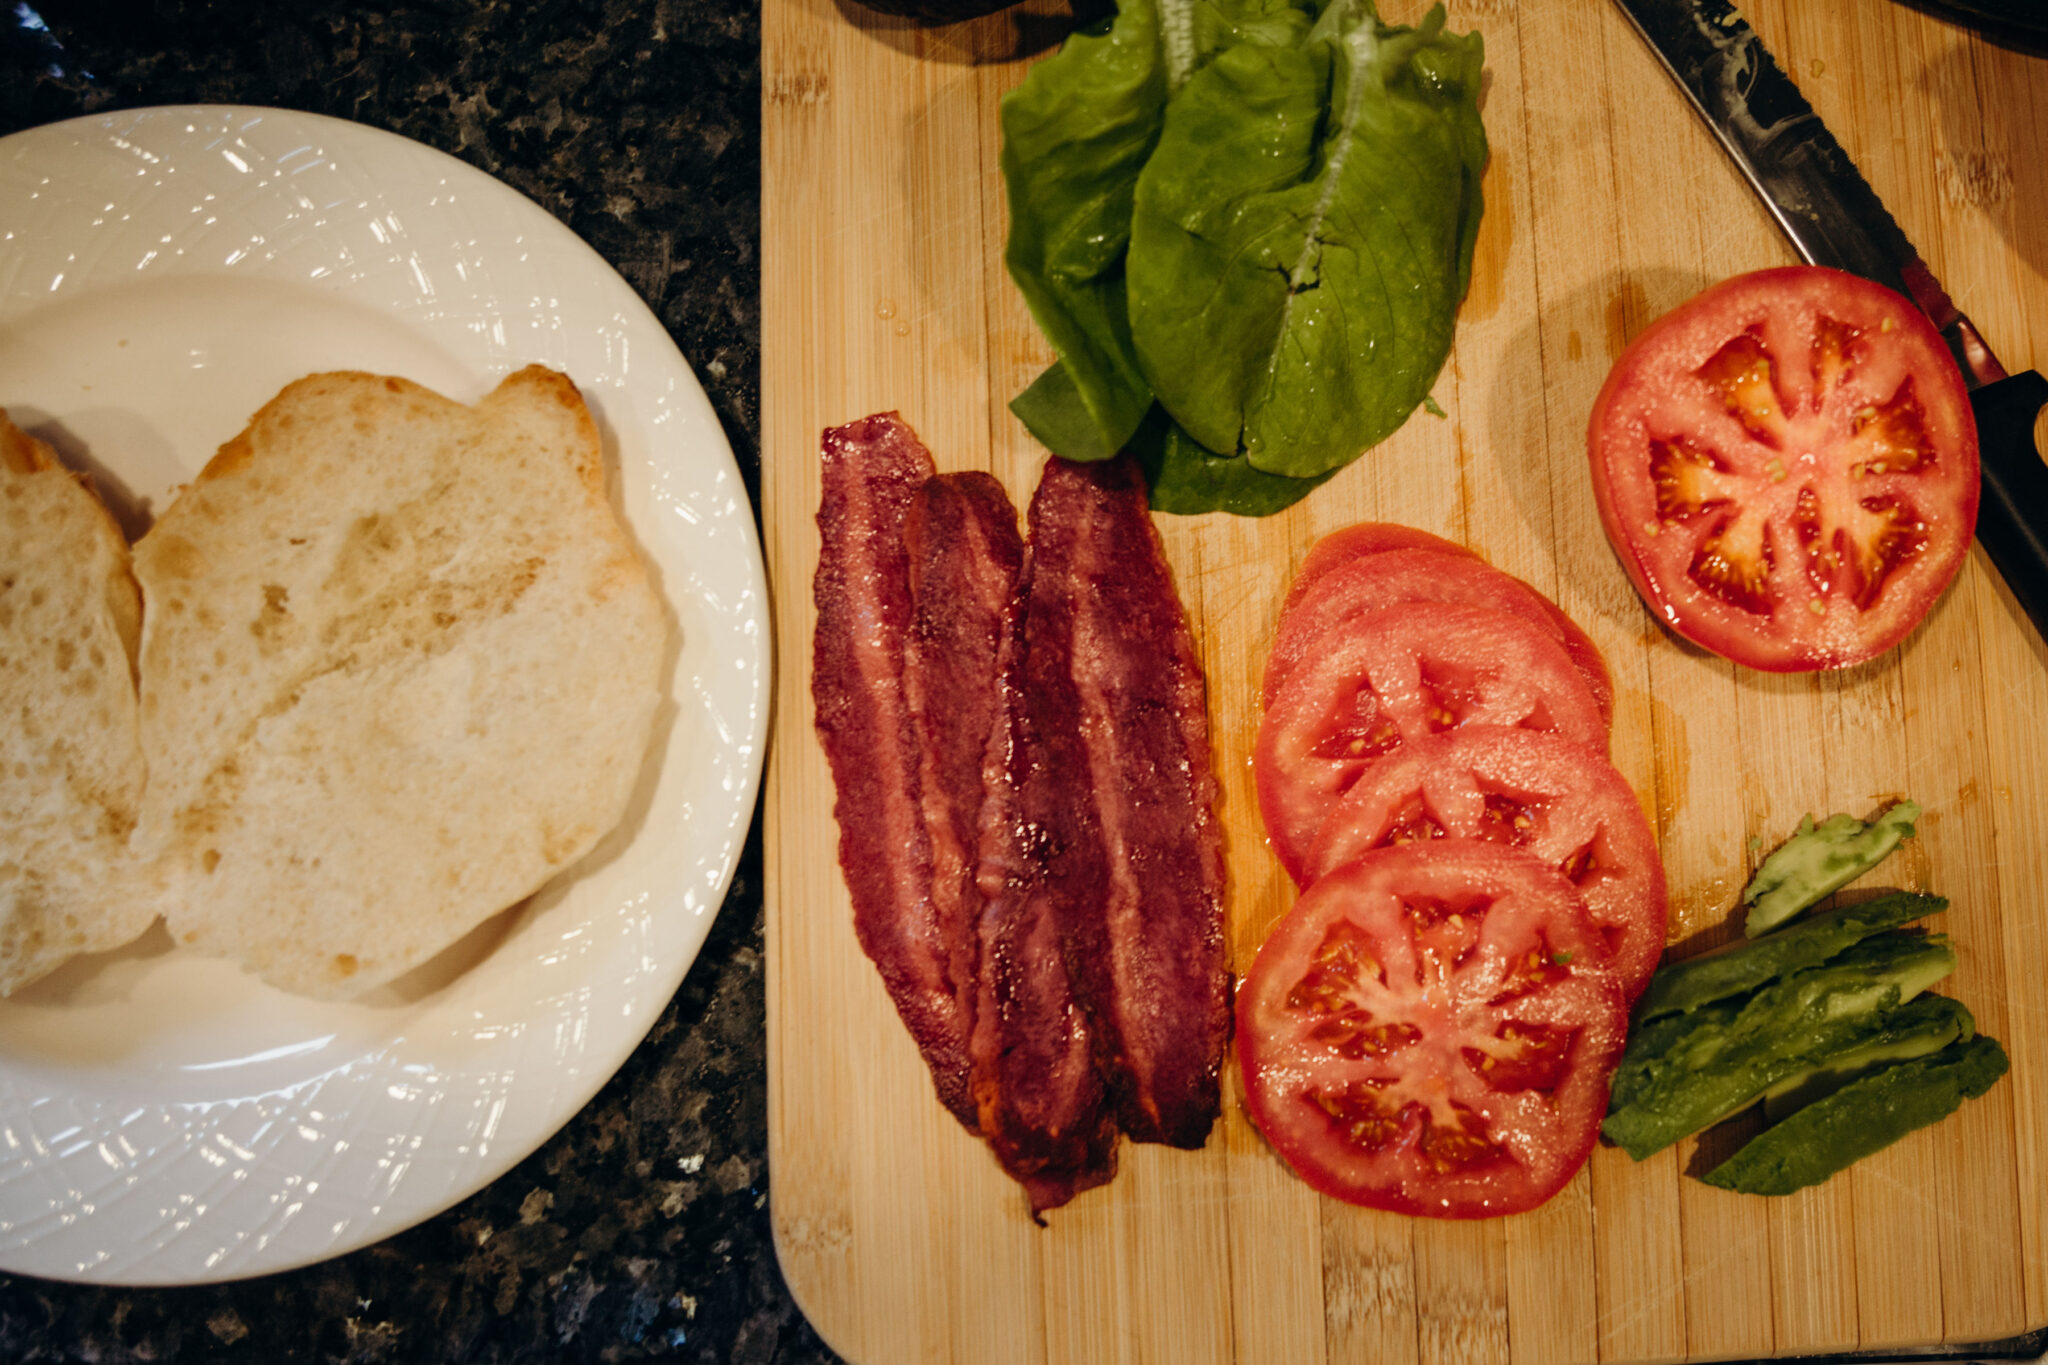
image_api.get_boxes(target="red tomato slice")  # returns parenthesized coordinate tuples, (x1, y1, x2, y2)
(1589, 266, 1978, 671)
(1265, 547, 1614, 723)
(1305, 726, 1667, 999)
(1237, 840, 1628, 1218)
(1255, 604, 1608, 885)
(1281, 523, 1476, 617)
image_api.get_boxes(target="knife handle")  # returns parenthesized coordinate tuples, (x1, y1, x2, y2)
(1969, 371, 2048, 639)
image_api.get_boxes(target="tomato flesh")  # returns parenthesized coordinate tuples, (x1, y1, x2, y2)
(1237, 840, 1627, 1218)
(1264, 546, 1614, 723)
(1305, 726, 1667, 1000)
(1255, 603, 1608, 885)
(1282, 523, 1478, 616)
(1589, 266, 1978, 671)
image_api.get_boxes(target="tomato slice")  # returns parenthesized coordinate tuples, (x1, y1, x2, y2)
(1305, 726, 1667, 998)
(1589, 266, 1978, 671)
(1265, 547, 1614, 723)
(1254, 604, 1608, 884)
(1237, 840, 1628, 1218)
(1282, 523, 1477, 616)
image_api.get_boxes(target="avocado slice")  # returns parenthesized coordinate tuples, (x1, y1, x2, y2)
(1702, 1035, 2009, 1196)
(1636, 891, 1947, 1021)
(1742, 800, 1920, 937)
(1761, 993, 1973, 1121)
(1602, 931, 1957, 1160)
(1610, 998, 1743, 1112)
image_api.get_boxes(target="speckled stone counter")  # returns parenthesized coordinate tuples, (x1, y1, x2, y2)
(0, 2, 837, 1360)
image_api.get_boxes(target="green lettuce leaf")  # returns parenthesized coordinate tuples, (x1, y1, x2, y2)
(1126, 1, 1485, 477)
(1182, 0, 1323, 65)
(1127, 405, 1333, 514)
(1010, 360, 1127, 464)
(1000, 0, 1169, 462)
(1000, 0, 1326, 467)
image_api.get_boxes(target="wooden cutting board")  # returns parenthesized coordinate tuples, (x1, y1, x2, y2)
(760, 0, 2048, 1360)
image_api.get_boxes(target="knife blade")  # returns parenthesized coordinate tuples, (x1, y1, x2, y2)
(1612, 0, 2048, 640)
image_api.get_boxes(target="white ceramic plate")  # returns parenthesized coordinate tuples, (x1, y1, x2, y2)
(0, 107, 769, 1285)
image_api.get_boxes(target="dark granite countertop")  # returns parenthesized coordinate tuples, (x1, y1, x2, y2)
(0, 2, 837, 1360)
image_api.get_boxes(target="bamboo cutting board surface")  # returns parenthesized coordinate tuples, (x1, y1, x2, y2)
(760, 1, 2048, 1360)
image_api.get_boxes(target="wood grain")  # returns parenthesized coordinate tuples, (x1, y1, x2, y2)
(761, 0, 2048, 1358)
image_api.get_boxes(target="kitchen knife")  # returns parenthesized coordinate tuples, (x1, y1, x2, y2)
(1612, 0, 2048, 640)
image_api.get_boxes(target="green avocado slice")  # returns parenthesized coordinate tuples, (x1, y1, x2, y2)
(1602, 932, 1957, 1161)
(1609, 998, 1744, 1113)
(1760, 993, 1973, 1121)
(1703, 1035, 2009, 1196)
(1635, 891, 1947, 1021)
(1742, 800, 1920, 938)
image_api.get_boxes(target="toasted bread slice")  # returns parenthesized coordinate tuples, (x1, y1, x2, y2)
(134, 368, 667, 998)
(0, 413, 160, 995)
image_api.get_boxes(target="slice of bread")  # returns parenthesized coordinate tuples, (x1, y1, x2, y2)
(0, 412, 161, 995)
(133, 367, 668, 998)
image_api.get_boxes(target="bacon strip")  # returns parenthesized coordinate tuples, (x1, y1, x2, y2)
(971, 538, 1119, 1215)
(904, 472, 1024, 1100)
(812, 414, 979, 1127)
(1014, 456, 1230, 1149)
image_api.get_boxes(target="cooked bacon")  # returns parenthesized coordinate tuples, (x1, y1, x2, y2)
(812, 414, 978, 1127)
(816, 420, 1227, 1215)
(971, 563, 1120, 1215)
(903, 472, 1024, 1106)
(1013, 455, 1229, 1148)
